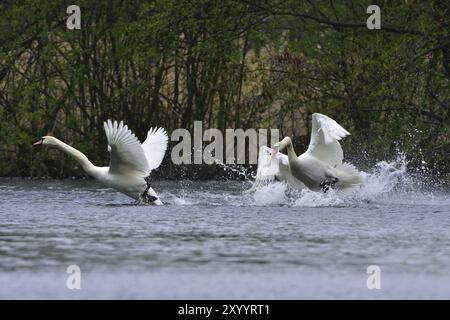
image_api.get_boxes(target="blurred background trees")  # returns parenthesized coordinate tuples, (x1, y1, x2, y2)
(0, 0, 448, 180)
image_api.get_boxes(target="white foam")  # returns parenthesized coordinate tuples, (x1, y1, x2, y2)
(357, 153, 409, 200)
(153, 152, 446, 208)
(247, 152, 447, 207)
(293, 188, 344, 207)
(253, 182, 287, 206)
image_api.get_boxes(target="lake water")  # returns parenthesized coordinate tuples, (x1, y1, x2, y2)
(0, 157, 449, 299)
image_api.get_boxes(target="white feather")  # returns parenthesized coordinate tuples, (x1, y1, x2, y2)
(104, 120, 149, 176)
(306, 113, 350, 167)
(254, 146, 305, 189)
(141, 127, 168, 171)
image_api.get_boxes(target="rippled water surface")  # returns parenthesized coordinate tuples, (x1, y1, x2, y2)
(1, 161, 450, 299)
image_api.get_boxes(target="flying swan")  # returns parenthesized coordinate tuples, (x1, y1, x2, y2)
(33, 120, 168, 205)
(255, 113, 362, 192)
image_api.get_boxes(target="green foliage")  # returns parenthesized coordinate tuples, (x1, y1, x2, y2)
(0, 0, 448, 179)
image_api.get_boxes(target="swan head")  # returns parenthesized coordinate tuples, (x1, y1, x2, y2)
(33, 136, 59, 148)
(272, 137, 292, 156)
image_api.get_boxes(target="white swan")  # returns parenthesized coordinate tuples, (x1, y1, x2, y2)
(33, 120, 168, 205)
(255, 113, 362, 192)
(254, 145, 305, 189)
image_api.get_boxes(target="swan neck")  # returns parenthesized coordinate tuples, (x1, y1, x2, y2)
(54, 139, 96, 174)
(285, 140, 297, 159)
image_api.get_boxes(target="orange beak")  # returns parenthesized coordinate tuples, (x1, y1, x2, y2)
(271, 147, 278, 157)
(33, 139, 43, 146)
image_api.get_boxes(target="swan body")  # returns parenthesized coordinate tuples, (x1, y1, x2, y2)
(256, 113, 362, 192)
(34, 120, 168, 205)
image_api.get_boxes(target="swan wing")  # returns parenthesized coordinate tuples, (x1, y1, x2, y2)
(142, 127, 168, 171)
(104, 120, 149, 176)
(306, 113, 350, 167)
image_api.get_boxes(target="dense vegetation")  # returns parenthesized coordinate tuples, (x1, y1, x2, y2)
(0, 0, 448, 182)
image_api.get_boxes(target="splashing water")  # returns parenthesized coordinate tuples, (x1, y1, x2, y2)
(293, 188, 345, 207)
(253, 182, 287, 206)
(145, 152, 447, 208)
(214, 159, 255, 181)
(356, 153, 409, 199)
(246, 152, 447, 207)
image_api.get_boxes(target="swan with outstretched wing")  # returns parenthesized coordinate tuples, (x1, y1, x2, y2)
(34, 120, 168, 204)
(255, 113, 362, 192)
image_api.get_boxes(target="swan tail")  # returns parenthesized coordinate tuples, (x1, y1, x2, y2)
(335, 163, 363, 189)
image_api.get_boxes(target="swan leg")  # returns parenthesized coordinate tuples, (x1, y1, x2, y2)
(320, 177, 338, 193)
(141, 176, 158, 203)
(142, 188, 157, 202)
